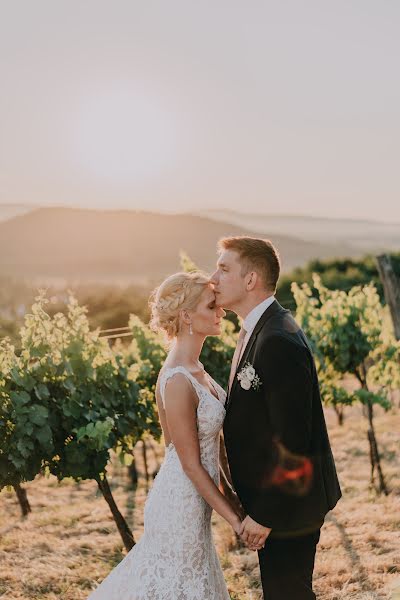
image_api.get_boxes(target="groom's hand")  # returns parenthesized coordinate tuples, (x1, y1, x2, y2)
(240, 515, 271, 550)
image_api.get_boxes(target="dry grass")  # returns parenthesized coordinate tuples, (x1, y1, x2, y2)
(0, 405, 399, 600)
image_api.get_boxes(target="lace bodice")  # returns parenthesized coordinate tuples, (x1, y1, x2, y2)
(159, 366, 226, 480)
(88, 366, 230, 600)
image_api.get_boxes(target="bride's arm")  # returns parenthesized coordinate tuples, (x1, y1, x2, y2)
(163, 373, 243, 534)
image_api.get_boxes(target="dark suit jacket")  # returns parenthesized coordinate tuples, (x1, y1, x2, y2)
(223, 300, 341, 538)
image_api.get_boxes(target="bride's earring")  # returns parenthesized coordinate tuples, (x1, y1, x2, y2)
(189, 321, 193, 335)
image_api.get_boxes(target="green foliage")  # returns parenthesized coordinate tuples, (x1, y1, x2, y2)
(277, 252, 400, 311)
(0, 337, 54, 487)
(352, 388, 392, 411)
(292, 274, 399, 411)
(0, 277, 151, 347)
(0, 291, 160, 489)
(318, 379, 354, 411)
(292, 273, 397, 494)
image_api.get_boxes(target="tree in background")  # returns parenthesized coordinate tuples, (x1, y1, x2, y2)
(0, 276, 151, 346)
(277, 252, 400, 311)
(292, 275, 399, 495)
(0, 337, 44, 516)
(0, 291, 160, 550)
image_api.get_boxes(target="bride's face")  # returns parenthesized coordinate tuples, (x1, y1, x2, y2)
(189, 285, 225, 337)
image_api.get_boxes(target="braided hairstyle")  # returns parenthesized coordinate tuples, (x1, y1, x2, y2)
(149, 271, 210, 340)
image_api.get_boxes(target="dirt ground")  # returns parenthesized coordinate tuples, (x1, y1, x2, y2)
(0, 404, 399, 600)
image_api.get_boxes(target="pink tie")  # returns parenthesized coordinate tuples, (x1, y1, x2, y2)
(228, 326, 247, 392)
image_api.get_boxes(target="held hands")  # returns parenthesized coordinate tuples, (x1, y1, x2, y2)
(233, 515, 271, 551)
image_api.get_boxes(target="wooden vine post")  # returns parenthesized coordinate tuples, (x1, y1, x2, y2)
(13, 483, 32, 517)
(376, 254, 400, 340)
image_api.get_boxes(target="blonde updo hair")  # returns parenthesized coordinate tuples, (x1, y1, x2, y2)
(149, 271, 211, 340)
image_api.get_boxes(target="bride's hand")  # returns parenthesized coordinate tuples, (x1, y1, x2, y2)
(231, 514, 245, 536)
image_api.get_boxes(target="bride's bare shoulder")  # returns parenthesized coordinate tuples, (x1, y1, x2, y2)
(157, 364, 191, 388)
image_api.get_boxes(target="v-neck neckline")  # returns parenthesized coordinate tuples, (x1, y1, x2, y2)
(164, 366, 222, 404)
(184, 367, 220, 402)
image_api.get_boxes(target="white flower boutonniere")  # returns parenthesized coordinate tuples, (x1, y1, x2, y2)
(237, 361, 263, 391)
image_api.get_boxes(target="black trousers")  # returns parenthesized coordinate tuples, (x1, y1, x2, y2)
(257, 529, 321, 600)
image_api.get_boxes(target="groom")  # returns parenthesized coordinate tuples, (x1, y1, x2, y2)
(211, 236, 341, 600)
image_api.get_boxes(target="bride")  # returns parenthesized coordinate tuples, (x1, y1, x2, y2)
(88, 271, 257, 600)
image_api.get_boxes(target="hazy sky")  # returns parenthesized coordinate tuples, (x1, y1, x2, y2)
(1, 1, 399, 222)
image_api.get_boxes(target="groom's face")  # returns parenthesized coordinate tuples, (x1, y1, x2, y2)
(210, 249, 247, 311)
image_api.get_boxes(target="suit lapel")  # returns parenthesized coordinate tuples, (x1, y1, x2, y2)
(226, 300, 284, 408)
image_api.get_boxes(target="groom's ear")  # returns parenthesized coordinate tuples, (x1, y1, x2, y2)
(246, 271, 258, 291)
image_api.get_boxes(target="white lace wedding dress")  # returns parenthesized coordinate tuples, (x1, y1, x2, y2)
(88, 365, 231, 600)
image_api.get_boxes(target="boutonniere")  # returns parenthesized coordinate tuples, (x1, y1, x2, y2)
(237, 361, 263, 391)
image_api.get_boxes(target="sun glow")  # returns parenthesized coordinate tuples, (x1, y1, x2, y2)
(71, 83, 180, 187)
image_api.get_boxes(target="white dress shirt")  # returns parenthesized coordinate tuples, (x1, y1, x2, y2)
(239, 295, 276, 363)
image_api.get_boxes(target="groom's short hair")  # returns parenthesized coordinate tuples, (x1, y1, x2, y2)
(217, 236, 281, 292)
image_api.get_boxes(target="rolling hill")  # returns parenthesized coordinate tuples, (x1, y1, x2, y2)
(0, 207, 372, 286)
(197, 210, 400, 252)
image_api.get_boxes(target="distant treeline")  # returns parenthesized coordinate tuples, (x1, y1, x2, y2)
(276, 252, 400, 311)
(0, 281, 150, 346)
(1, 252, 399, 344)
